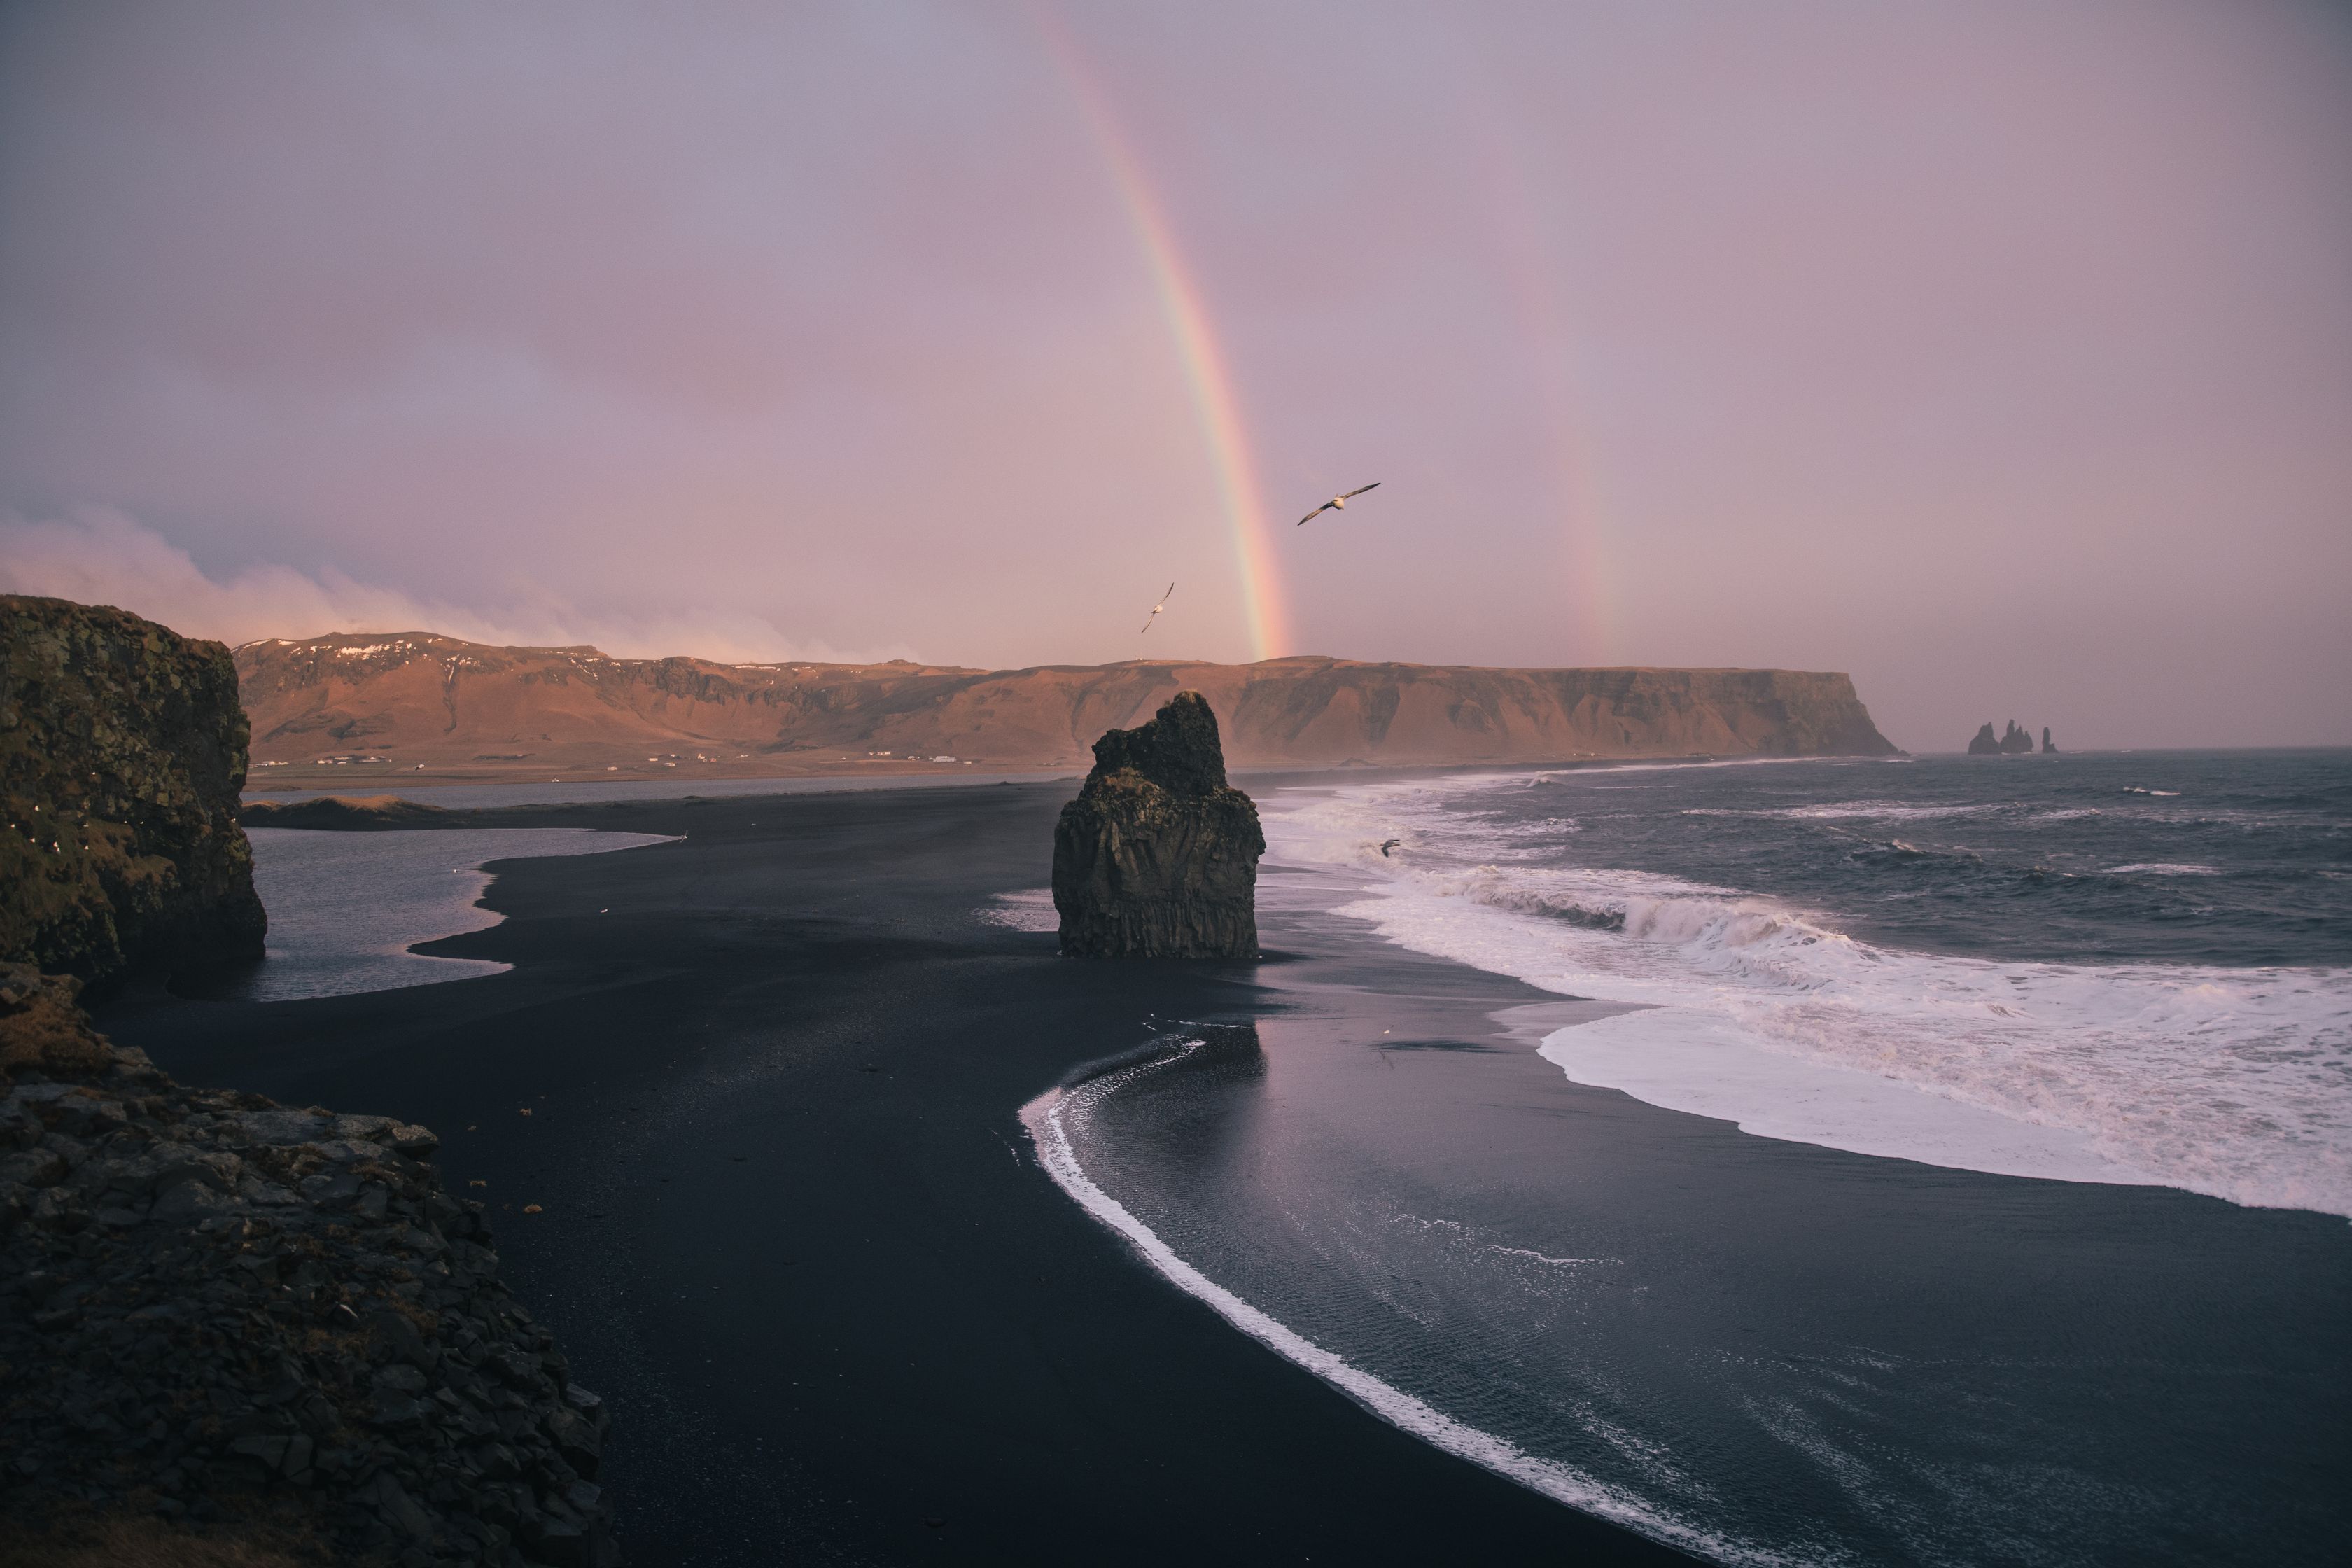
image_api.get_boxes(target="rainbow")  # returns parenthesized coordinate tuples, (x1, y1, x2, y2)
(1030, 15, 1292, 662)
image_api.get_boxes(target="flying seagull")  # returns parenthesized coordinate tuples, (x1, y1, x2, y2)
(1298, 482, 1380, 526)
(1140, 582, 1175, 634)
(1379, 839, 1401, 858)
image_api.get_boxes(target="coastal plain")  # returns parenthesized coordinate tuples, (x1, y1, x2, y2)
(99, 781, 1695, 1566)
(97, 774, 2351, 1563)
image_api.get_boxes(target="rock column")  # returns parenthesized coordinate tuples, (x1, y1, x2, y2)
(1051, 692, 1265, 958)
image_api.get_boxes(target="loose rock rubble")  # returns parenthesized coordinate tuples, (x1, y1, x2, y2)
(0, 967, 620, 1565)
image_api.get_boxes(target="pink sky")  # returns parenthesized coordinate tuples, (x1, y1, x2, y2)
(2, 1, 2347, 748)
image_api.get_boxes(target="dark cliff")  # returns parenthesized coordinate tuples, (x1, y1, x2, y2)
(1, 596, 265, 988)
(0, 597, 620, 1562)
(1, 966, 618, 1565)
(1051, 692, 1266, 958)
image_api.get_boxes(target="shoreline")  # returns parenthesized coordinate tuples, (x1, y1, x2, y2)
(1022, 1037, 1739, 1562)
(237, 748, 1921, 803)
(1049, 850, 2352, 1562)
(102, 767, 2351, 1562)
(99, 780, 1693, 1564)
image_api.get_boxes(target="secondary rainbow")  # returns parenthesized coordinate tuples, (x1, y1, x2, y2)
(1031, 15, 1292, 662)
(1456, 92, 1620, 663)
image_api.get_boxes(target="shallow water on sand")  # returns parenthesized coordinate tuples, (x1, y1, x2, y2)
(237, 827, 672, 1000)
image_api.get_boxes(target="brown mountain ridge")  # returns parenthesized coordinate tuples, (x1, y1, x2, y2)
(234, 632, 1898, 787)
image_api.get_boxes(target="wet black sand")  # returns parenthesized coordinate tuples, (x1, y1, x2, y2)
(97, 783, 1690, 1566)
(1064, 886, 2352, 1563)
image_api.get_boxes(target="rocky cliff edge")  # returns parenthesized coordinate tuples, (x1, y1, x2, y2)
(3, 595, 265, 989)
(1, 965, 620, 1566)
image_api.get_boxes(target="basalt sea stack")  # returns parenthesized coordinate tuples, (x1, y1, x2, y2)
(1052, 691, 1265, 958)
(2, 594, 266, 987)
(1967, 720, 2037, 756)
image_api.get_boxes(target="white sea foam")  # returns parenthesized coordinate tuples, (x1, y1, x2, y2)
(2107, 862, 2222, 877)
(1684, 800, 2003, 822)
(1487, 1245, 1611, 1267)
(1021, 1053, 1785, 1566)
(976, 887, 1060, 932)
(1259, 779, 2352, 1217)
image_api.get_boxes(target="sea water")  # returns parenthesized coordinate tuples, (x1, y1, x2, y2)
(1028, 750, 2352, 1564)
(1264, 750, 2352, 1214)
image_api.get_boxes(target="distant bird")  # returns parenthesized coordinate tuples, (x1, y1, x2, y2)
(1298, 482, 1380, 526)
(1379, 839, 1401, 858)
(1140, 582, 1176, 635)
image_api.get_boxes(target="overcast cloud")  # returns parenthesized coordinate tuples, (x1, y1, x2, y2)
(3, 1, 2347, 748)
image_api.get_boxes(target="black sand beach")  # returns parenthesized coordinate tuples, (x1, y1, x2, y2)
(97, 782, 1693, 1566)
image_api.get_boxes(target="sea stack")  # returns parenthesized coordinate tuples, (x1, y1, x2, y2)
(1051, 691, 1266, 958)
(2042, 727, 2058, 754)
(1, 594, 267, 986)
(1966, 720, 2036, 756)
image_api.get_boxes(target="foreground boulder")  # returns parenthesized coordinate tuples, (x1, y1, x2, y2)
(0, 964, 620, 1566)
(1, 594, 266, 988)
(1051, 692, 1265, 958)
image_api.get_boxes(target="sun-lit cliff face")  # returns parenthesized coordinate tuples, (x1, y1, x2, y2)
(232, 633, 1898, 785)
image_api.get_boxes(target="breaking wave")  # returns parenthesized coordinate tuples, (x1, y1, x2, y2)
(1261, 776, 2352, 1217)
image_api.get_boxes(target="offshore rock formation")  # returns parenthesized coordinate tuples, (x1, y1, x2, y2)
(1051, 692, 1265, 958)
(0, 966, 620, 1566)
(1968, 720, 2037, 756)
(2042, 727, 2058, 754)
(2, 595, 265, 988)
(240, 795, 464, 831)
(234, 634, 1900, 779)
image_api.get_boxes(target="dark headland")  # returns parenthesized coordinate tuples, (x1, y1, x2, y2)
(100, 781, 1692, 1566)
(4, 594, 622, 1564)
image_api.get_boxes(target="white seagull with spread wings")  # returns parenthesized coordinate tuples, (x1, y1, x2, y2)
(1140, 582, 1175, 634)
(1298, 482, 1380, 526)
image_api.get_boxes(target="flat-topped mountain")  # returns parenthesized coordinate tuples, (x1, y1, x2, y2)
(233, 632, 1898, 783)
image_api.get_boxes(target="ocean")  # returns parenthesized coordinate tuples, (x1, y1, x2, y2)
(1026, 750, 2352, 1564)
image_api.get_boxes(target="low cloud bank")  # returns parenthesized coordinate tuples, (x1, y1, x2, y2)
(0, 508, 910, 668)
